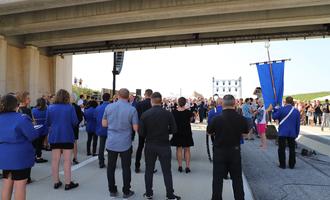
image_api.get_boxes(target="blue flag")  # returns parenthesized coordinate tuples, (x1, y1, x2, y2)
(256, 61, 285, 109)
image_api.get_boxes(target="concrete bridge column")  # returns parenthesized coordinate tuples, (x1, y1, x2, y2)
(23, 45, 40, 104)
(0, 36, 7, 95)
(54, 55, 72, 94)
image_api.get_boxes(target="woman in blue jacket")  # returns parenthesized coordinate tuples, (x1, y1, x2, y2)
(32, 98, 48, 163)
(84, 100, 98, 156)
(46, 89, 79, 190)
(0, 94, 39, 200)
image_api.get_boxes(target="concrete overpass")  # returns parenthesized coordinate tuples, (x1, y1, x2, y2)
(0, 0, 330, 102)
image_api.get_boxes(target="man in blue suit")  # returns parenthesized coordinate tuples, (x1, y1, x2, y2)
(272, 96, 300, 169)
(208, 98, 223, 125)
(95, 93, 111, 168)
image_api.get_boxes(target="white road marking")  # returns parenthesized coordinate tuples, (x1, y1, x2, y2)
(60, 152, 108, 175)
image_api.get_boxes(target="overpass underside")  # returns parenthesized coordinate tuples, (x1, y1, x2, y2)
(0, 0, 330, 54)
(0, 0, 330, 100)
(49, 25, 330, 55)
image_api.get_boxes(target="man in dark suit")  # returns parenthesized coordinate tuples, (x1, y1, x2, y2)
(135, 89, 153, 173)
(138, 92, 181, 200)
(207, 95, 248, 200)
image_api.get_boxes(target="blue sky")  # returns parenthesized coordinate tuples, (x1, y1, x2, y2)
(73, 38, 330, 98)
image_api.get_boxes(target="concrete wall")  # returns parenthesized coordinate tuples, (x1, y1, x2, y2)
(1, 36, 72, 105)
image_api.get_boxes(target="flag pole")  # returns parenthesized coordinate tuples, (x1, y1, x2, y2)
(265, 42, 277, 102)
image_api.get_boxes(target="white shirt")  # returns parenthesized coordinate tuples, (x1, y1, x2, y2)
(77, 99, 84, 106)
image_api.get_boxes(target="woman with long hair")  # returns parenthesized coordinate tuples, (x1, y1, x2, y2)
(16, 91, 34, 184)
(0, 94, 39, 200)
(46, 89, 79, 190)
(171, 97, 194, 173)
(32, 98, 48, 163)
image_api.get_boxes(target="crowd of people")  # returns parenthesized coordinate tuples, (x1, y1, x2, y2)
(295, 99, 330, 130)
(0, 88, 305, 200)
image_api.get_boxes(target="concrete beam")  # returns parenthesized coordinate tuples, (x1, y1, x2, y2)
(1, 0, 330, 36)
(24, 5, 330, 47)
(0, 35, 7, 95)
(48, 24, 327, 54)
(0, 0, 111, 16)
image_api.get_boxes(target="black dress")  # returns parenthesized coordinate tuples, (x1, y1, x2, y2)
(170, 109, 194, 147)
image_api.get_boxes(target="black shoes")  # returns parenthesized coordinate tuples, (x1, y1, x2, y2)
(178, 166, 183, 173)
(35, 158, 48, 163)
(143, 193, 153, 199)
(278, 165, 286, 169)
(178, 167, 191, 173)
(99, 163, 106, 168)
(64, 182, 79, 190)
(55, 181, 78, 190)
(72, 159, 79, 165)
(166, 194, 181, 200)
(123, 190, 135, 199)
(54, 181, 62, 189)
(110, 191, 118, 197)
(87, 153, 91, 156)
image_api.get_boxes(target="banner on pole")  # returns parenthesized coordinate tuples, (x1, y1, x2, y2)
(256, 61, 285, 108)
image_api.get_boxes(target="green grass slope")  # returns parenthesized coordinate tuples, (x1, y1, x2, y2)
(287, 91, 330, 101)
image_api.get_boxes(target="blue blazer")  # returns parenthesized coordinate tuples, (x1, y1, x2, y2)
(32, 107, 48, 136)
(84, 107, 96, 133)
(95, 102, 110, 137)
(0, 112, 39, 170)
(46, 104, 78, 144)
(272, 105, 300, 138)
(208, 106, 223, 124)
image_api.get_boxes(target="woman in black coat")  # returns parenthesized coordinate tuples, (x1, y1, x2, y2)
(72, 96, 83, 165)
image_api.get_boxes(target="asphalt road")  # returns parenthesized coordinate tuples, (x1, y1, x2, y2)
(0, 127, 254, 200)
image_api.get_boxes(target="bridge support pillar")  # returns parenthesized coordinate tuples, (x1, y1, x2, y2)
(54, 55, 72, 95)
(0, 36, 7, 96)
(23, 45, 40, 104)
